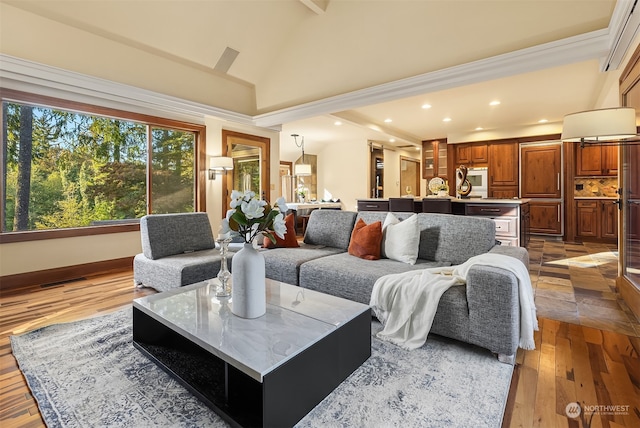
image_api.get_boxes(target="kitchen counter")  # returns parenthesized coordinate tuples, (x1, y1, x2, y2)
(451, 198, 531, 205)
(358, 197, 531, 204)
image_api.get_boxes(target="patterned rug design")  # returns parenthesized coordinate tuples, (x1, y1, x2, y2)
(11, 308, 513, 427)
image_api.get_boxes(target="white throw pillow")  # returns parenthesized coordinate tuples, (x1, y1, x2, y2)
(381, 212, 420, 265)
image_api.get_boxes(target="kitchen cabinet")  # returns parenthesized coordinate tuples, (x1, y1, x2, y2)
(488, 142, 518, 198)
(576, 199, 618, 242)
(422, 139, 447, 179)
(489, 142, 518, 186)
(521, 144, 562, 199)
(576, 144, 618, 176)
(529, 201, 562, 235)
(464, 201, 529, 247)
(357, 199, 389, 212)
(488, 186, 519, 199)
(455, 143, 488, 166)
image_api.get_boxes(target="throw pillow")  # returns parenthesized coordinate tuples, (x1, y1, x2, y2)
(348, 218, 383, 260)
(382, 213, 420, 265)
(263, 213, 300, 248)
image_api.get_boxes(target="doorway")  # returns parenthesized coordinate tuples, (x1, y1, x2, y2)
(400, 156, 420, 197)
(222, 130, 270, 216)
(370, 146, 384, 198)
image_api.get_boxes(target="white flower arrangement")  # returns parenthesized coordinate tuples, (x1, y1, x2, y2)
(221, 190, 288, 244)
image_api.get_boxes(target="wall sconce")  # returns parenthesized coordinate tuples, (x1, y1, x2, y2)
(292, 134, 312, 176)
(562, 107, 638, 146)
(209, 156, 233, 180)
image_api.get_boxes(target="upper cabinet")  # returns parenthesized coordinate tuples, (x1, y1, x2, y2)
(422, 138, 447, 179)
(455, 143, 488, 166)
(576, 144, 618, 176)
(521, 143, 562, 199)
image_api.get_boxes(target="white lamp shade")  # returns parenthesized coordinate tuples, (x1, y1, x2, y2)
(210, 156, 234, 170)
(294, 163, 312, 176)
(562, 107, 637, 142)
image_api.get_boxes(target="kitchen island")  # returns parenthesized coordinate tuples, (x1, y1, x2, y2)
(356, 197, 530, 247)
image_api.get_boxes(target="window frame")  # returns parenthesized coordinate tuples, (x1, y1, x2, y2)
(0, 89, 206, 243)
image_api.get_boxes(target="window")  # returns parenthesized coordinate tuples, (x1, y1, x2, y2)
(1, 90, 205, 241)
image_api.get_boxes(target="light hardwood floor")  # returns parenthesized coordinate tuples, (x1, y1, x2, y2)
(1, 239, 639, 428)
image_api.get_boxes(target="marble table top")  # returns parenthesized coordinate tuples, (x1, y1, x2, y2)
(133, 279, 370, 382)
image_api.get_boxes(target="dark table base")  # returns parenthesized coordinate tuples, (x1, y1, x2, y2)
(133, 307, 371, 428)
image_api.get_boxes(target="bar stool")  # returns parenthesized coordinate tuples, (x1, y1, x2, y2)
(389, 197, 415, 212)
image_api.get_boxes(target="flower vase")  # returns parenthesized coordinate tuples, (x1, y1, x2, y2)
(231, 243, 266, 318)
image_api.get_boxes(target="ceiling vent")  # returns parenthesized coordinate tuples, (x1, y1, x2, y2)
(214, 47, 240, 74)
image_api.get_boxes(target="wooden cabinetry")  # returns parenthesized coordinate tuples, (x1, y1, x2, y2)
(422, 139, 447, 179)
(576, 199, 618, 242)
(521, 144, 562, 199)
(529, 201, 562, 235)
(455, 143, 488, 166)
(488, 142, 518, 198)
(576, 145, 618, 176)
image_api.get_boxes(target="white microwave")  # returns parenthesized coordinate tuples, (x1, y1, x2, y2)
(464, 167, 488, 198)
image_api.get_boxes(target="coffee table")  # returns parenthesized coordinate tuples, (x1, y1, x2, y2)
(133, 278, 371, 427)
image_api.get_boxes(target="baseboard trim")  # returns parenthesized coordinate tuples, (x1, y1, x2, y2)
(618, 276, 640, 322)
(1, 257, 134, 291)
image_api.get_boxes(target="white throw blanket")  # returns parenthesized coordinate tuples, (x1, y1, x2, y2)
(370, 253, 538, 351)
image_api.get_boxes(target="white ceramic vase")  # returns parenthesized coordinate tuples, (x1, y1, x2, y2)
(231, 243, 266, 318)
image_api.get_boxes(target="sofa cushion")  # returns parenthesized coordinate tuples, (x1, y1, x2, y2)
(303, 210, 357, 250)
(263, 213, 299, 249)
(262, 244, 345, 285)
(299, 252, 448, 305)
(381, 213, 420, 265)
(416, 214, 495, 264)
(140, 212, 215, 260)
(133, 249, 224, 292)
(348, 219, 382, 260)
(358, 212, 496, 264)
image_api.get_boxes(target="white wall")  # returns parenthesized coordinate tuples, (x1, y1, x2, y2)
(317, 140, 369, 212)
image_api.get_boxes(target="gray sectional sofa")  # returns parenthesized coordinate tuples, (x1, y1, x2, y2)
(133, 209, 529, 363)
(262, 209, 529, 363)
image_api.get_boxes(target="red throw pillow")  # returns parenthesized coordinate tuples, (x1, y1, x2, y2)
(263, 213, 300, 248)
(348, 218, 382, 260)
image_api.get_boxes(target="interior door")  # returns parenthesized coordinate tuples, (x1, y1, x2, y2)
(619, 44, 640, 318)
(222, 130, 270, 216)
(400, 156, 420, 197)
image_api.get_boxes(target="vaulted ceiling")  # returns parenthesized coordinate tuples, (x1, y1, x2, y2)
(4, 0, 636, 157)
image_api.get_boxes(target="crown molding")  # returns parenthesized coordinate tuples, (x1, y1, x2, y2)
(254, 29, 611, 128)
(0, 54, 254, 125)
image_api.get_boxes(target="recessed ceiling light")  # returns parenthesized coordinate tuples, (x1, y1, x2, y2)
(334, 121, 342, 126)
(415, 146, 420, 151)
(538, 119, 548, 123)
(421, 104, 432, 109)
(384, 118, 392, 123)
(489, 100, 501, 106)
(389, 138, 396, 143)
(475, 127, 484, 131)
(443, 117, 452, 122)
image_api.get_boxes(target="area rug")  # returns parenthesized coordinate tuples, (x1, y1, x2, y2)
(11, 308, 513, 427)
